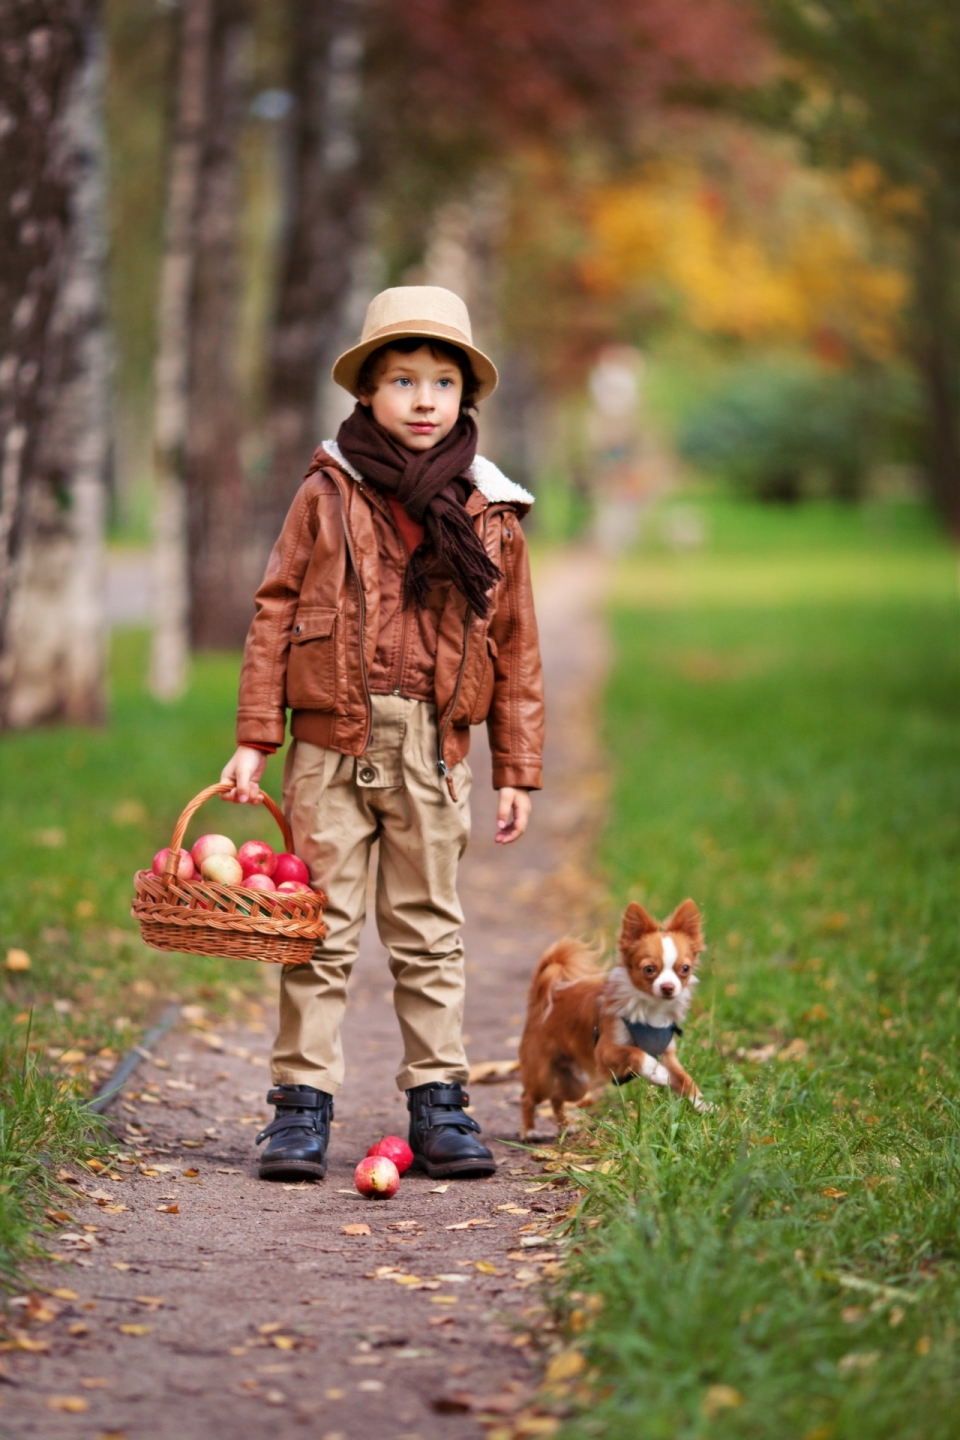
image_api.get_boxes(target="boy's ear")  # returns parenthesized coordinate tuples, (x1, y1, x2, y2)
(665, 898, 704, 950)
(619, 902, 659, 947)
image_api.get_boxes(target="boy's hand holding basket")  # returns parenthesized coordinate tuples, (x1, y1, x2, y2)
(132, 783, 325, 965)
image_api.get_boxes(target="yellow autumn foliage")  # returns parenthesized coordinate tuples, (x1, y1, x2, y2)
(580, 162, 908, 359)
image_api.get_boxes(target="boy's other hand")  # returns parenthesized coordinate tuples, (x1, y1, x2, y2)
(495, 787, 532, 844)
(220, 746, 269, 804)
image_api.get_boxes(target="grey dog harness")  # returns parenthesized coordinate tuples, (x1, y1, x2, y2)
(592, 1020, 682, 1057)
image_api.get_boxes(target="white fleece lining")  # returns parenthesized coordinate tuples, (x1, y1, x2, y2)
(321, 439, 534, 507)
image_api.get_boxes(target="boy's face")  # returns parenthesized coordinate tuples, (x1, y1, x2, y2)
(360, 345, 463, 451)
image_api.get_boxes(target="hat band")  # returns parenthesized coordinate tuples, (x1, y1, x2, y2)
(361, 319, 473, 347)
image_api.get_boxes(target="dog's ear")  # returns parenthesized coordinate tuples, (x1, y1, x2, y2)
(619, 902, 659, 947)
(665, 898, 704, 951)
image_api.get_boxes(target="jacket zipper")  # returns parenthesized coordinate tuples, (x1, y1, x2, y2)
(337, 481, 373, 753)
(436, 507, 491, 801)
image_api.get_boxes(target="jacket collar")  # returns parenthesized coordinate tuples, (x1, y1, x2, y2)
(318, 439, 534, 514)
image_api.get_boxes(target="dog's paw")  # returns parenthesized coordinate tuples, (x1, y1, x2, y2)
(692, 1095, 714, 1113)
(640, 1055, 670, 1086)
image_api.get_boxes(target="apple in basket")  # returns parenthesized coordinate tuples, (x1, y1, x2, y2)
(273, 852, 310, 886)
(244, 873, 278, 893)
(191, 833, 237, 870)
(200, 853, 244, 885)
(238, 839, 277, 878)
(277, 880, 312, 896)
(152, 847, 195, 881)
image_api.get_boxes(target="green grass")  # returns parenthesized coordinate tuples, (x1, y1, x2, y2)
(552, 499, 960, 1439)
(0, 631, 278, 1282)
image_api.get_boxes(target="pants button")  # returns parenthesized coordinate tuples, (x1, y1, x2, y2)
(359, 766, 375, 783)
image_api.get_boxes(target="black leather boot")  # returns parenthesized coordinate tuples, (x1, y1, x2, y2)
(256, 1085, 333, 1181)
(406, 1082, 496, 1178)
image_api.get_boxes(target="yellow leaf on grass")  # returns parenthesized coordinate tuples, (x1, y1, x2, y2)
(916, 1336, 932, 1356)
(804, 1004, 829, 1023)
(343, 1223, 371, 1236)
(47, 1397, 88, 1413)
(118, 1324, 152, 1337)
(777, 1038, 809, 1062)
(4, 948, 30, 971)
(702, 1385, 743, 1416)
(545, 1350, 585, 1384)
(821, 1188, 847, 1200)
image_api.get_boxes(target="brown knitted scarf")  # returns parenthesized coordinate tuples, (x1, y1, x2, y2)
(337, 403, 503, 617)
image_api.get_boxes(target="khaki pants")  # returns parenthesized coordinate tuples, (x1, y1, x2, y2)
(272, 694, 472, 1095)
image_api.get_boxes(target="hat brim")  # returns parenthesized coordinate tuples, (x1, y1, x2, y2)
(331, 321, 498, 401)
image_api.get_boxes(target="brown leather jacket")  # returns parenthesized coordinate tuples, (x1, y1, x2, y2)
(236, 443, 545, 790)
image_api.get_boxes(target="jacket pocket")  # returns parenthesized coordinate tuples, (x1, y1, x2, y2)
(285, 606, 339, 711)
(467, 634, 497, 724)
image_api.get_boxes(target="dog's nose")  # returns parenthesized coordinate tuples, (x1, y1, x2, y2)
(658, 983, 675, 996)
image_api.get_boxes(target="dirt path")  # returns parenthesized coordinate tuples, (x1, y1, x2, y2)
(8, 551, 609, 1440)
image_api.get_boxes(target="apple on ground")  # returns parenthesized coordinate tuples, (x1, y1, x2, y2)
(152, 847, 195, 881)
(191, 834, 237, 870)
(237, 839, 276, 878)
(200, 853, 244, 886)
(273, 852, 310, 886)
(244, 872, 278, 892)
(354, 1155, 400, 1198)
(366, 1135, 414, 1175)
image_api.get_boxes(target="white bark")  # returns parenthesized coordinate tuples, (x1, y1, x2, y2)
(149, 0, 213, 700)
(2, 18, 109, 727)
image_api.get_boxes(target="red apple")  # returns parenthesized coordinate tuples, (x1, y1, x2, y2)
(191, 833, 237, 870)
(273, 852, 310, 886)
(237, 839, 277, 878)
(354, 1154, 400, 1199)
(366, 1135, 414, 1175)
(200, 853, 243, 885)
(152, 846, 195, 881)
(277, 879, 312, 895)
(243, 872, 278, 892)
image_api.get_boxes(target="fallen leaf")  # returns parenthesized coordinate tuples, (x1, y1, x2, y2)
(12, 1334, 49, 1353)
(49, 1288, 79, 1301)
(264, 1388, 286, 1405)
(445, 1218, 494, 1231)
(59, 1049, 86, 1065)
(118, 1324, 152, 1337)
(916, 1336, 932, 1356)
(494, 1204, 530, 1215)
(156, 1204, 180, 1214)
(110, 1262, 132, 1272)
(777, 1038, 809, 1062)
(25, 1297, 58, 1323)
(475, 1261, 499, 1275)
(821, 1188, 848, 1200)
(47, 1397, 88, 1413)
(45, 1210, 73, 1224)
(430, 1295, 459, 1305)
(272, 1335, 296, 1350)
(79, 1377, 110, 1389)
(702, 1385, 743, 1417)
(134, 1296, 165, 1308)
(257, 1322, 283, 1335)
(429, 1184, 449, 1194)
(4, 948, 30, 971)
(545, 1350, 585, 1384)
(182, 1168, 199, 1177)
(68, 1323, 89, 1337)
(468, 1059, 520, 1083)
(101, 1205, 129, 1215)
(343, 1223, 371, 1236)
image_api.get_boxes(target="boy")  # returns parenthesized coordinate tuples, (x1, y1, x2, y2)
(220, 286, 544, 1181)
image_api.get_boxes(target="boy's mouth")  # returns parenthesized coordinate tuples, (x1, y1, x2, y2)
(407, 422, 437, 433)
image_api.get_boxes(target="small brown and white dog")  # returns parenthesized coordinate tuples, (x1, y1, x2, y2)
(518, 899, 706, 1136)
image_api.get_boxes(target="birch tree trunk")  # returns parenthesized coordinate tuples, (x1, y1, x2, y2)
(149, 0, 213, 699)
(0, 0, 109, 730)
(260, 0, 366, 539)
(185, 0, 251, 649)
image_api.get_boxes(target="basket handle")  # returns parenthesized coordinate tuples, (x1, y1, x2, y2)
(162, 783, 295, 880)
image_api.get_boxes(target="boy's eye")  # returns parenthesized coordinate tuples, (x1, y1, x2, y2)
(437, 377, 453, 388)
(395, 377, 413, 387)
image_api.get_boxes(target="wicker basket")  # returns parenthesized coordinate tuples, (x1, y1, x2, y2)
(132, 783, 326, 966)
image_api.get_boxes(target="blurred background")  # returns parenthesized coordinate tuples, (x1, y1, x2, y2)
(2, 0, 955, 724)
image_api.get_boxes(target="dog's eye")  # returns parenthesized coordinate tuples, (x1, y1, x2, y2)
(643, 965, 657, 976)
(679, 964, 690, 974)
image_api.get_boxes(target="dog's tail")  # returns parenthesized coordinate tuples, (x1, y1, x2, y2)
(527, 937, 604, 1018)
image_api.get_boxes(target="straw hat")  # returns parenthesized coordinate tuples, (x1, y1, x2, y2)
(332, 286, 498, 400)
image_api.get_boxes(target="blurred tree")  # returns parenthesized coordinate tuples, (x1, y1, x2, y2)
(753, 0, 960, 532)
(185, 0, 252, 650)
(0, 0, 109, 729)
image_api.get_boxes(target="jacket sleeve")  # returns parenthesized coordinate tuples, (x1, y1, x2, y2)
(486, 515, 545, 790)
(236, 480, 318, 748)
